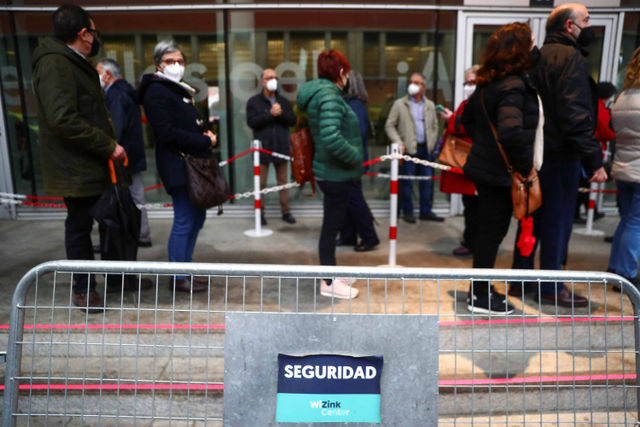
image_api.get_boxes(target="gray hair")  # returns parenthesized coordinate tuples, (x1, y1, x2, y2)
(153, 40, 185, 65)
(465, 65, 480, 81)
(411, 72, 426, 85)
(99, 58, 122, 79)
(347, 71, 369, 103)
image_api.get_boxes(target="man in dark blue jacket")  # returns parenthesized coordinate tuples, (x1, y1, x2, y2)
(97, 58, 152, 247)
(510, 3, 607, 308)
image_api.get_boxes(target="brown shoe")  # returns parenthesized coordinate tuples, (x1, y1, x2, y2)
(107, 277, 153, 293)
(536, 288, 589, 308)
(193, 276, 212, 286)
(170, 277, 207, 293)
(73, 291, 105, 314)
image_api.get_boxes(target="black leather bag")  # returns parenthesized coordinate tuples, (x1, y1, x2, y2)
(183, 152, 230, 213)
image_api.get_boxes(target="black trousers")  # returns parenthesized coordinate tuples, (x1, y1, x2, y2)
(64, 195, 115, 295)
(339, 181, 379, 246)
(471, 184, 513, 296)
(462, 194, 480, 251)
(318, 180, 371, 266)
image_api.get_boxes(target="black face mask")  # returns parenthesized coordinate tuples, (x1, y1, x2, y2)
(573, 22, 595, 48)
(529, 46, 541, 68)
(342, 78, 350, 96)
(88, 35, 100, 58)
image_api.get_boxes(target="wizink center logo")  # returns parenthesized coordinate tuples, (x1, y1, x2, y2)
(276, 354, 383, 423)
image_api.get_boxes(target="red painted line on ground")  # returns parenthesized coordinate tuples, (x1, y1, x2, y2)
(1, 373, 633, 392)
(0, 384, 224, 391)
(0, 324, 226, 331)
(439, 316, 634, 326)
(439, 374, 637, 386)
(0, 317, 632, 331)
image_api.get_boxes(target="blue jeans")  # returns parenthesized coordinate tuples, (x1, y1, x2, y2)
(169, 186, 207, 279)
(512, 159, 581, 295)
(608, 181, 640, 279)
(401, 145, 433, 216)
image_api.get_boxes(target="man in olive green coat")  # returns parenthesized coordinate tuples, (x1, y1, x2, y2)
(32, 5, 130, 312)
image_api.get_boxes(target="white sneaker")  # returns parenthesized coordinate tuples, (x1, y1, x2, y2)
(320, 279, 359, 299)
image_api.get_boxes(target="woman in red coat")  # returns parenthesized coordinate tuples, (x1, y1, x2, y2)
(439, 65, 480, 256)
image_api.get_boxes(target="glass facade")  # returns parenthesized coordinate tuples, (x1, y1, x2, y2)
(1, 7, 458, 210)
(0, 4, 633, 215)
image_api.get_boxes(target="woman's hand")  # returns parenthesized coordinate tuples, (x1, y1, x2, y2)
(439, 108, 453, 122)
(204, 130, 217, 147)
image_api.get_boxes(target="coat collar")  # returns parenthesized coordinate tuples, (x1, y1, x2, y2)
(544, 32, 590, 57)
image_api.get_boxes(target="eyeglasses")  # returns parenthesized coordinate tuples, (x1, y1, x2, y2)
(86, 28, 101, 38)
(163, 59, 186, 66)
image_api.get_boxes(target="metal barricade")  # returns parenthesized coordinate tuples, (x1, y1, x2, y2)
(2, 260, 640, 426)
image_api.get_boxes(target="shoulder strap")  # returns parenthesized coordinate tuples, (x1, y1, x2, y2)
(480, 88, 513, 173)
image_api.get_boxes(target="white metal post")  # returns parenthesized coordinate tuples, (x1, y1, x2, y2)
(388, 143, 399, 267)
(244, 140, 273, 238)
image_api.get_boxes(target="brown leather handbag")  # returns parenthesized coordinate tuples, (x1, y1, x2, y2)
(481, 90, 542, 220)
(437, 133, 472, 169)
(182, 151, 230, 213)
(290, 117, 316, 196)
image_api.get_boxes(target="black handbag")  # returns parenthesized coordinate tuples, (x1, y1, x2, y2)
(182, 152, 230, 213)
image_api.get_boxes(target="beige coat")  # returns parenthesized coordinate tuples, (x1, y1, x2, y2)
(384, 94, 439, 154)
(612, 89, 640, 183)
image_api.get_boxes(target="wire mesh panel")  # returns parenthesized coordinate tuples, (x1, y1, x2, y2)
(2, 261, 640, 426)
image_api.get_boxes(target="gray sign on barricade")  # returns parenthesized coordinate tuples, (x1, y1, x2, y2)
(1, 261, 640, 426)
(223, 312, 439, 426)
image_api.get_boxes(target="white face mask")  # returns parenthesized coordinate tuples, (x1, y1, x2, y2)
(266, 78, 278, 92)
(99, 73, 106, 89)
(463, 84, 477, 100)
(162, 63, 185, 83)
(407, 83, 421, 96)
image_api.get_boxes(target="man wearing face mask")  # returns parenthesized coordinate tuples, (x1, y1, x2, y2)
(385, 73, 442, 223)
(97, 58, 151, 247)
(246, 69, 297, 225)
(510, 3, 607, 307)
(32, 4, 130, 313)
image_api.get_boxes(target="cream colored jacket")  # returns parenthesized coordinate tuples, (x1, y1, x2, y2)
(612, 89, 640, 183)
(384, 94, 439, 154)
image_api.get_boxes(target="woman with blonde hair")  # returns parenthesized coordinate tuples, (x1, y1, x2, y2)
(607, 48, 640, 288)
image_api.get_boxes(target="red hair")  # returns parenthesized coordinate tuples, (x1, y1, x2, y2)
(317, 50, 351, 82)
(475, 23, 534, 85)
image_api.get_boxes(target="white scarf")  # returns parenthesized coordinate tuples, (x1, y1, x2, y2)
(534, 94, 545, 171)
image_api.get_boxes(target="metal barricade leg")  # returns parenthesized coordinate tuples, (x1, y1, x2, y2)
(2, 267, 36, 427)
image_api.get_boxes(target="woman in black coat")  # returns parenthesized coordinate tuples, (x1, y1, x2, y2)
(139, 40, 217, 294)
(461, 23, 539, 315)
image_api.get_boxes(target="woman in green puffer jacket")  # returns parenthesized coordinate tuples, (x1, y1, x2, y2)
(296, 50, 365, 300)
